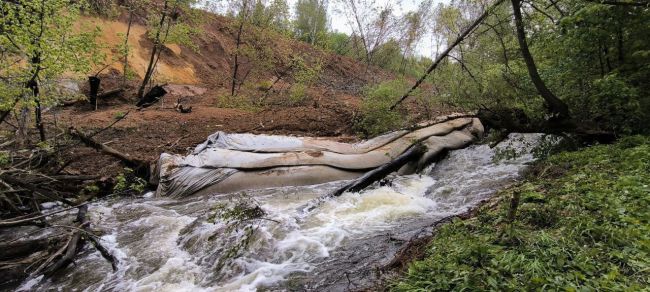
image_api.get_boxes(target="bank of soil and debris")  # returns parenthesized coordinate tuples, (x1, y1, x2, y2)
(45, 11, 453, 179)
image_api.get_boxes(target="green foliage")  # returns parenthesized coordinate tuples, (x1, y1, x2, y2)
(354, 79, 409, 137)
(36, 141, 53, 154)
(216, 93, 262, 112)
(245, 0, 291, 33)
(0, 0, 101, 108)
(588, 74, 641, 133)
(493, 134, 566, 162)
(394, 136, 650, 291)
(113, 167, 147, 195)
(293, 0, 328, 46)
(207, 195, 267, 272)
(0, 151, 10, 167)
(145, 0, 203, 50)
(113, 111, 126, 119)
(322, 32, 352, 56)
(285, 55, 321, 105)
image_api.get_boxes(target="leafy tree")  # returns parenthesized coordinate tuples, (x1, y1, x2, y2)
(335, 0, 398, 67)
(0, 0, 100, 143)
(136, 0, 201, 100)
(398, 0, 432, 72)
(398, 0, 648, 135)
(267, 0, 291, 32)
(294, 0, 328, 46)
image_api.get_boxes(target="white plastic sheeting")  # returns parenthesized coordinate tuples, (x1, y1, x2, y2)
(155, 116, 484, 197)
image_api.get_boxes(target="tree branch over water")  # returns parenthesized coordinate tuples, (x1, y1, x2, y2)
(390, 0, 508, 111)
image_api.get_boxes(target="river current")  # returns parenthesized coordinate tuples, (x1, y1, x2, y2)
(16, 133, 541, 291)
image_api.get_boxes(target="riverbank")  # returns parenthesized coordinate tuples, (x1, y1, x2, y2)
(393, 136, 650, 290)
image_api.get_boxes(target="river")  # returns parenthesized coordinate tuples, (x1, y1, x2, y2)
(16, 133, 541, 291)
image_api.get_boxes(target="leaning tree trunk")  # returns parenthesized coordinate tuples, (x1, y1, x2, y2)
(231, 7, 246, 97)
(510, 0, 569, 120)
(390, 0, 507, 110)
(137, 0, 168, 100)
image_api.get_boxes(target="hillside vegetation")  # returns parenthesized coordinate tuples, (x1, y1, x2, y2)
(1, 0, 650, 289)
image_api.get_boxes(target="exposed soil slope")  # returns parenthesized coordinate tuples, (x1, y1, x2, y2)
(47, 11, 449, 178)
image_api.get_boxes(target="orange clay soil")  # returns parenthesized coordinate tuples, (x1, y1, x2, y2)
(38, 12, 453, 179)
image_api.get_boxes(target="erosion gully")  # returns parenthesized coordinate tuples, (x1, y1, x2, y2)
(13, 134, 541, 291)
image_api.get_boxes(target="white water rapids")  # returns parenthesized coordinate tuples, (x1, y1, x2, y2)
(14, 134, 542, 291)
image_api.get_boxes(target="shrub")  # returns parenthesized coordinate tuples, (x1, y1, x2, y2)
(354, 79, 409, 137)
(113, 167, 147, 195)
(113, 111, 126, 119)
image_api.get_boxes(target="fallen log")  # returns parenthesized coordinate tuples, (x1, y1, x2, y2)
(0, 238, 52, 261)
(477, 107, 616, 144)
(88, 235, 119, 271)
(97, 88, 124, 99)
(68, 127, 150, 179)
(0, 202, 89, 228)
(39, 205, 119, 276)
(330, 143, 427, 197)
(42, 205, 88, 277)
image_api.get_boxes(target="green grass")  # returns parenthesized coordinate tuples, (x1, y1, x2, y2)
(393, 136, 650, 291)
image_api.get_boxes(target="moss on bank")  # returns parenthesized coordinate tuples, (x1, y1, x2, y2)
(394, 136, 650, 291)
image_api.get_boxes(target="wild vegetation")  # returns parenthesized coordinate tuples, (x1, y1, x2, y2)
(0, 0, 649, 289)
(394, 136, 650, 290)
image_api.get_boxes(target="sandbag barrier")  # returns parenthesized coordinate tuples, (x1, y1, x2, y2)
(154, 115, 484, 197)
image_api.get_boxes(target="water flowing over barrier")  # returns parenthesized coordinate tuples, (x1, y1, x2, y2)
(13, 132, 544, 291)
(154, 115, 484, 197)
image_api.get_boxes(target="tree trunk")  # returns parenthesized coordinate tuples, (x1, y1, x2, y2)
(231, 7, 247, 97)
(330, 143, 427, 197)
(34, 99, 45, 142)
(26, 77, 45, 142)
(511, 0, 569, 120)
(137, 0, 168, 100)
(122, 6, 134, 87)
(88, 76, 101, 109)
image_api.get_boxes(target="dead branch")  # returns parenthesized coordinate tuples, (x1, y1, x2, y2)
(98, 88, 124, 99)
(330, 144, 427, 197)
(41, 205, 88, 277)
(87, 236, 119, 271)
(68, 127, 150, 178)
(390, 0, 507, 110)
(88, 111, 130, 139)
(0, 202, 89, 228)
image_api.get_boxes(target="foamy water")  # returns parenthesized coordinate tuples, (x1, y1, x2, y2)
(17, 133, 543, 291)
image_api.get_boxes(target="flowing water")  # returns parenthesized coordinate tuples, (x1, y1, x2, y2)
(15, 134, 542, 292)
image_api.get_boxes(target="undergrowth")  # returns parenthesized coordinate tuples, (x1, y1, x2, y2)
(393, 136, 650, 291)
(354, 79, 409, 137)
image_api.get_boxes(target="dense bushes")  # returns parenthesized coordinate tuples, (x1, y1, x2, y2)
(354, 79, 409, 137)
(394, 136, 650, 291)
